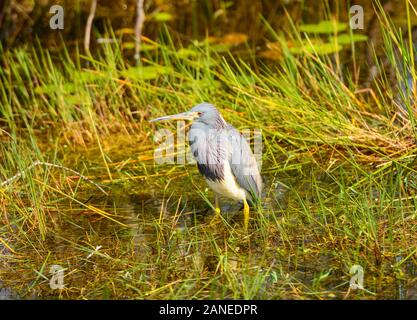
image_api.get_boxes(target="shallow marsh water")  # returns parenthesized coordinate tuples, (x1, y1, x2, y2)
(2, 154, 417, 300)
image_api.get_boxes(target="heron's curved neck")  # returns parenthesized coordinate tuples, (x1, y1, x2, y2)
(198, 114, 227, 129)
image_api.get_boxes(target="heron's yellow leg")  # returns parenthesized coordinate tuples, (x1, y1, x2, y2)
(209, 196, 221, 226)
(215, 196, 221, 216)
(243, 199, 250, 231)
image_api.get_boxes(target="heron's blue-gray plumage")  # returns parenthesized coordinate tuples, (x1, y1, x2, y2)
(189, 117, 227, 182)
(188, 103, 262, 202)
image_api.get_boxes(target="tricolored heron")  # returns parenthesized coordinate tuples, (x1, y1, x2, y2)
(150, 103, 262, 230)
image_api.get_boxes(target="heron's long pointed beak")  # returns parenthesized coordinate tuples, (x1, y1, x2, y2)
(150, 111, 200, 123)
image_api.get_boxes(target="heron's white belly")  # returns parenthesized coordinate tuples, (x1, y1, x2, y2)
(206, 162, 247, 201)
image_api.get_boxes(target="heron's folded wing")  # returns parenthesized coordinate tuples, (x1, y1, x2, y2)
(190, 126, 228, 181)
(228, 129, 262, 200)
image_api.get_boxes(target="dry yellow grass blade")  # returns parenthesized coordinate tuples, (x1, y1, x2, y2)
(33, 178, 128, 227)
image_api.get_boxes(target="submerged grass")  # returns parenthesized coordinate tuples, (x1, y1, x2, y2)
(1, 3, 417, 299)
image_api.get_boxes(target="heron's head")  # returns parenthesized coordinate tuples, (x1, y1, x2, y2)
(150, 103, 226, 128)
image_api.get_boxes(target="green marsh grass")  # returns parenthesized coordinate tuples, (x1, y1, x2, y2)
(1, 4, 417, 299)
